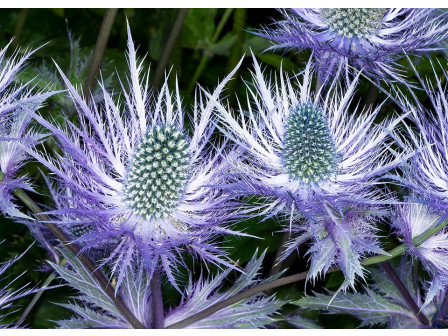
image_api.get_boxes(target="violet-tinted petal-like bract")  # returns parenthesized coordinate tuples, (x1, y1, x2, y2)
(0, 41, 54, 219)
(0, 243, 37, 328)
(212, 55, 407, 288)
(26, 24, 242, 288)
(255, 9, 448, 81)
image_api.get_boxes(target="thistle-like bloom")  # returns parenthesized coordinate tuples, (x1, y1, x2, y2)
(52, 249, 284, 329)
(389, 61, 448, 309)
(26, 25, 241, 287)
(255, 9, 448, 80)
(213, 56, 406, 287)
(395, 63, 448, 210)
(0, 243, 36, 328)
(394, 202, 448, 308)
(0, 42, 53, 219)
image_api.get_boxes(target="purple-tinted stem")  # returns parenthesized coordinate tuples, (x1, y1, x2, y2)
(381, 261, 429, 326)
(432, 289, 448, 327)
(151, 269, 164, 329)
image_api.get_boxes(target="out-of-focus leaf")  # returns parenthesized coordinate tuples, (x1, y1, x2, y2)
(293, 289, 417, 328)
(255, 53, 298, 72)
(286, 314, 323, 329)
(207, 33, 237, 56)
(181, 8, 218, 50)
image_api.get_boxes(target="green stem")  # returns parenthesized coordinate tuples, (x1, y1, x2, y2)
(0, 171, 145, 329)
(225, 8, 246, 106)
(12, 8, 29, 48)
(186, 8, 234, 93)
(82, 8, 118, 103)
(14, 258, 67, 327)
(167, 217, 448, 329)
(152, 8, 188, 89)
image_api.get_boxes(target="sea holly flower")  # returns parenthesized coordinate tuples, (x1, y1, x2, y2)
(24, 24, 242, 288)
(0, 243, 38, 328)
(255, 9, 448, 81)
(394, 62, 448, 211)
(393, 202, 448, 309)
(52, 248, 285, 329)
(0, 42, 54, 219)
(212, 55, 406, 288)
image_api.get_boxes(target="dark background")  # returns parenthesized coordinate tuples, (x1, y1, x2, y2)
(0, 8, 445, 328)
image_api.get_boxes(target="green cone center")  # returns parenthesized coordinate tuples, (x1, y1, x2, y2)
(322, 8, 385, 39)
(282, 103, 338, 184)
(124, 125, 190, 220)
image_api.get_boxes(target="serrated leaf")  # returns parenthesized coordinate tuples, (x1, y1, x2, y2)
(165, 250, 287, 329)
(55, 304, 124, 329)
(49, 248, 122, 320)
(286, 314, 322, 329)
(293, 290, 416, 328)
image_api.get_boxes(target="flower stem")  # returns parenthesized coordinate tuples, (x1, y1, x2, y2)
(365, 84, 379, 108)
(152, 8, 188, 89)
(0, 171, 145, 329)
(167, 217, 448, 329)
(151, 270, 164, 329)
(380, 261, 429, 325)
(12, 8, 29, 48)
(82, 8, 118, 102)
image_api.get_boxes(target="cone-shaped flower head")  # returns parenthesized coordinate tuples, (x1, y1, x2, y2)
(0, 41, 54, 219)
(25, 25, 242, 287)
(214, 55, 406, 287)
(255, 9, 448, 81)
(282, 103, 339, 184)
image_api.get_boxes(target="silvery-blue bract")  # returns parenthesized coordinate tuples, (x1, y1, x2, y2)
(0, 41, 54, 219)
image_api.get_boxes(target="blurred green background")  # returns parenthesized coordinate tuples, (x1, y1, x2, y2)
(0, 8, 445, 328)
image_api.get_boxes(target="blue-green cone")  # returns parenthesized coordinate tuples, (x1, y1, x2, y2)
(282, 103, 338, 184)
(124, 125, 190, 220)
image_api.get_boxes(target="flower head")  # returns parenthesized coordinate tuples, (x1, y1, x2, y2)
(213, 55, 406, 287)
(0, 42, 54, 219)
(255, 9, 448, 80)
(25, 24, 242, 287)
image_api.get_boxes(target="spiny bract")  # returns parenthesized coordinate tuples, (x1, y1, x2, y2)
(124, 125, 190, 221)
(283, 103, 338, 184)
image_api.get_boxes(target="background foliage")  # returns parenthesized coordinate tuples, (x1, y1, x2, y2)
(0, 8, 445, 328)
